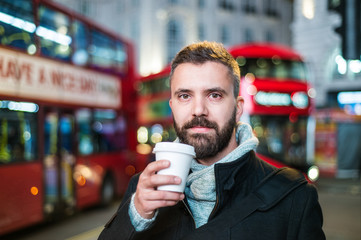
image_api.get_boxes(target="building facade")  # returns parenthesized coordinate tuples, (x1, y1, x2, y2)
(292, 0, 361, 107)
(292, 0, 361, 178)
(53, 0, 293, 76)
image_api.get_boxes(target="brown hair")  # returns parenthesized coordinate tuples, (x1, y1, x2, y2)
(170, 41, 240, 98)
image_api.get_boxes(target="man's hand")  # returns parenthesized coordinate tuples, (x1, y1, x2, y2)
(133, 160, 185, 219)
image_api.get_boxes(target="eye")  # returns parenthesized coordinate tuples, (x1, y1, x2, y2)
(209, 92, 222, 99)
(178, 93, 190, 100)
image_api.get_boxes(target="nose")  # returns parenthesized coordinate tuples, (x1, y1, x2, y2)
(191, 96, 208, 117)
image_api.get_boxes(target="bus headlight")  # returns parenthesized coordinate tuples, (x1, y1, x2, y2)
(307, 165, 320, 182)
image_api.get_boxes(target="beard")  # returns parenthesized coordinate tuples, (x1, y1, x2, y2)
(174, 108, 237, 159)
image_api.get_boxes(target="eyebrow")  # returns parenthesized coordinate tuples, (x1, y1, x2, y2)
(173, 88, 192, 97)
(173, 87, 228, 97)
(206, 87, 228, 96)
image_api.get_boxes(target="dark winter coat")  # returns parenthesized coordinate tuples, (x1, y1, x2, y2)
(98, 151, 325, 240)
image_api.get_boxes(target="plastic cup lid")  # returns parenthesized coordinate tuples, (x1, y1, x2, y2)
(153, 142, 196, 157)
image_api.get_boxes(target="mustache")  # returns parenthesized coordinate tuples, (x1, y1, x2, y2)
(182, 116, 218, 130)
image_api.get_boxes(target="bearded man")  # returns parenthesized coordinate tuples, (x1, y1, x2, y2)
(98, 41, 325, 240)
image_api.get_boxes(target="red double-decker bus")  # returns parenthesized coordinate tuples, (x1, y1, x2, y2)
(229, 43, 318, 176)
(135, 43, 319, 181)
(0, 0, 138, 235)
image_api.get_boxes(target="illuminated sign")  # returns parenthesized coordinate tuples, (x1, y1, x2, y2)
(0, 101, 39, 113)
(338, 91, 361, 104)
(337, 91, 361, 115)
(254, 91, 308, 109)
(255, 91, 291, 106)
(291, 92, 309, 109)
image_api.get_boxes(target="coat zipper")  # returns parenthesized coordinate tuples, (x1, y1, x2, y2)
(208, 196, 219, 221)
(182, 199, 197, 228)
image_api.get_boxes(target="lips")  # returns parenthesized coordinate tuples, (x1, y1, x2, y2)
(189, 126, 213, 133)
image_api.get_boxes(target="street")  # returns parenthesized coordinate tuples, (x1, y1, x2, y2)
(3, 177, 361, 240)
(317, 177, 361, 240)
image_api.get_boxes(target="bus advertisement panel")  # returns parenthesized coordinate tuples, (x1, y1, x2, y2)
(0, 0, 138, 235)
(136, 43, 319, 182)
(0, 48, 121, 108)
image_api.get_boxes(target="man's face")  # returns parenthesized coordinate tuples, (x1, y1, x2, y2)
(169, 62, 243, 161)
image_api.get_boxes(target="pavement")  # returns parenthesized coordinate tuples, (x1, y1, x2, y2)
(316, 176, 361, 240)
(315, 176, 361, 196)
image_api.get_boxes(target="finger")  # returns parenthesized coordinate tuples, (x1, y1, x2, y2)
(145, 174, 182, 188)
(147, 199, 182, 211)
(136, 192, 185, 214)
(147, 192, 185, 209)
(140, 190, 185, 202)
(142, 160, 170, 176)
(138, 160, 176, 189)
(134, 191, 184, 218)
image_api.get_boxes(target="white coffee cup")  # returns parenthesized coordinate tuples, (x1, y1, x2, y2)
(153, 142, 196, 192)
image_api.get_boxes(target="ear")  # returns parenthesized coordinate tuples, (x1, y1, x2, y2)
(236, 96, 244, 122)
(169, 99, 173, 110)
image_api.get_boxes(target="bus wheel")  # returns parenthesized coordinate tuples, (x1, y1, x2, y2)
(101, 175, 115, 207)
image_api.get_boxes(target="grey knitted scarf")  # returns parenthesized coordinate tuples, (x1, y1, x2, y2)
(184, 122, 259, 228)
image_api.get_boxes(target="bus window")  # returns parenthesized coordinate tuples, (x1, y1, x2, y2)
(93, 109, 116, 152)
(237, 57, 307, 81)
(0, 100, 38, 164)
(44, 112, 58, 156)
(255, 58, 270, 77)
(115, 41, 128, 73)
(76, 108, 94, 155)
(138, 76, 170, 96)
(273, 60, 288, 78)
(72, 20, 89, 66)
(44, 111, 75, 156)
(251, 115, 307, 167)
(38, 5, 72, 61)
(60, 115, 74, 154)
(114, 115, 128, 150)
(290, 61, 307, 80)
(0, 0, 36, 52)
(89, 29, 114, 68)
(93, 109, 127, 152)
